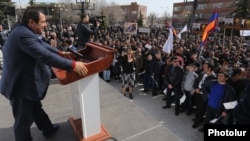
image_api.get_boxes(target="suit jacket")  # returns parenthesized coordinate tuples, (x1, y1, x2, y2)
(165, 65, 184, 88)
(76, 22, 99, 48)
(0, 23, 73, 101)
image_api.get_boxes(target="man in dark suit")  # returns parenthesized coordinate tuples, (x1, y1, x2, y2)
(162, 56, 184, 116)
(76, 13, 100, 50)
(0, 8, 88, 141)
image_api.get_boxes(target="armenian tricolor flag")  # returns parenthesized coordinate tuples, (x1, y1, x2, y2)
(200, 9, 219, 46)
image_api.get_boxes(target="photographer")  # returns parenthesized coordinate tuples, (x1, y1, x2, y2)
(76, 13, 100, 50)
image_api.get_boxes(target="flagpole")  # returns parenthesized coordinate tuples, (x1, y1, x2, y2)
(198, 45, 204, 62)
(222, 28, 225, 52)
(230, 27, 233, 51)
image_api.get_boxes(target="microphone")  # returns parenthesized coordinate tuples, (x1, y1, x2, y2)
(67, 48, 84, 58)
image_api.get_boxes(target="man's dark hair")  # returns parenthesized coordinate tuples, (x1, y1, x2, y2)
(65, 38, 73, 45)
(170, 56, 178, 62)
(22, 8, 44, 25)
(80, 13, 88, 21)
(203, 61, 214, 71)
(232, 68, 243, 77)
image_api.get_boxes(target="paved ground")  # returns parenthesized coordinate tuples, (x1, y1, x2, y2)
(0, 77, 203, 141)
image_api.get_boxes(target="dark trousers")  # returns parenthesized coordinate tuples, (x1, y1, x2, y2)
(194, 94, 207, 124)
(166, 87, 182, 113)
(204, 105, 220, 124)
(152, 75, 160, 95)
(143, 73, 152, 91)
(183, 90, 194, 111)
(10, 97, 53, 141)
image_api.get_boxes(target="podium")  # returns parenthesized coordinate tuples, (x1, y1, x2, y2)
(52, 42, 114, 141)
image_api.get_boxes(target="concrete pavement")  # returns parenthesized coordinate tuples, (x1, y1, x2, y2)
(0, 78, 203, 141)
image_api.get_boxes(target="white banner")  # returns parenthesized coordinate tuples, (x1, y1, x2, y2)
(240, 30, 250, 36)
(138, 28, 150, 33)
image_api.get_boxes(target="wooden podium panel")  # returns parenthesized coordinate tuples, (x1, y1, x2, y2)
(69, 117, 111, 141)
(52, 42, 114, 85)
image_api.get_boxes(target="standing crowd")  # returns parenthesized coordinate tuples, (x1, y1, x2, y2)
(0, 8, 250, 141)
(35, 21, 250, 131)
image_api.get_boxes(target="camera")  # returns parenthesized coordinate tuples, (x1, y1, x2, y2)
(89, 16, 105, 27)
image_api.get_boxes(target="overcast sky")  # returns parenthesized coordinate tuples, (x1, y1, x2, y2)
(12, 0, 186, 16)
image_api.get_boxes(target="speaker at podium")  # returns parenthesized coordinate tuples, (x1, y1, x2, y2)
(52, 42, 115, 141)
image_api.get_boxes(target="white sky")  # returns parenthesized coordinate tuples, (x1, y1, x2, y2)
(12, 0, 185, 16)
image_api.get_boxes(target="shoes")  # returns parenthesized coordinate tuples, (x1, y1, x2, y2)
(192, 122, 200, 129)
(162, 105, 171, 109)
(175, 111, 179, 116)
(43, 124, 59, 138)
(152, 92, 158, 96)
(129, 94, 133, 99)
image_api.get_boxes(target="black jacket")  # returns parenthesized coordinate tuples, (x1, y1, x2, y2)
(76, 22, 99, 48)
(165, 65, 184, 88)
(233, 82, 250, 125)
(193, 72, 216, 89)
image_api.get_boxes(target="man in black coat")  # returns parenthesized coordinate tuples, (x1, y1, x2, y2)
(76, 13, 100, 50)
(162, 56, 184, 116)
(234, 82, 250, 125)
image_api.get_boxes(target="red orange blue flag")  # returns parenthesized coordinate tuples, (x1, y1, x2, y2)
(200, 9, 219, 46)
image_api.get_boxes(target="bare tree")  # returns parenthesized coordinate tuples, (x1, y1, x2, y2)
(102, 2, 123, 26)
(147, 12, 157, 27)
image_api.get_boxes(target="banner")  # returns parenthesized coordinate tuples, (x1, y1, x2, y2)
(240, 30, 250, 36)
(124, 22, 137, 35)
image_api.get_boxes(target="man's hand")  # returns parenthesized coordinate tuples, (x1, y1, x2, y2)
(73, 62, 88, 76)
(62, 51, 71, 56)
(96, 21, 100, 27)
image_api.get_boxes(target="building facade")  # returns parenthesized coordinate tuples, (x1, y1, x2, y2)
(172, 0, 236, 28)
(119, 2, 147, 22)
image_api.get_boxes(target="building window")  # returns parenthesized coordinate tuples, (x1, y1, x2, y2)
(198, 4, 206, 10)
(198, 13, 204, 19)
(173, 14, 180, 19)
(174, 6, 180, 11)
(185, 5, 192, 11)
(132, 11, 137, 14)
(213, 3, 223, 8)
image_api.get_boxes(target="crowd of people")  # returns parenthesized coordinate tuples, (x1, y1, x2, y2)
(37, 18, 250, 130)
(0, 7, 250, 140)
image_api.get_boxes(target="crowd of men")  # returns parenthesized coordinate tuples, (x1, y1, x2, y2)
(1, 21, 250, 132)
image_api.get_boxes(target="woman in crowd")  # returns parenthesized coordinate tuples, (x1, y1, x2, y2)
(120, 49, 136, 99)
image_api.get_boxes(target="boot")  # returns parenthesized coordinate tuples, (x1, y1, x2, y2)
(129, 93, 133, 99)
